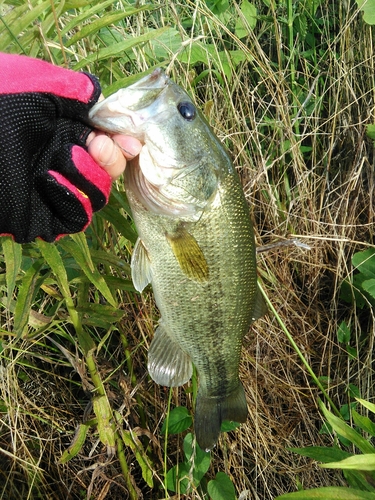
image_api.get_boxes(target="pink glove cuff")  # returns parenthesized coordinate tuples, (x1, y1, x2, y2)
(0, 53, 96, 103)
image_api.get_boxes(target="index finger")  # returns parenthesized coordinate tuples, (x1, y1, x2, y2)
(111, 134, 142, 159)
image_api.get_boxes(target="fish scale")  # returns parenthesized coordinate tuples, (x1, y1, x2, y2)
(88, 69, 266, 451)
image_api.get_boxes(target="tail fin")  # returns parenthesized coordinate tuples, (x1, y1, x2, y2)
(194, 383, 248, 452)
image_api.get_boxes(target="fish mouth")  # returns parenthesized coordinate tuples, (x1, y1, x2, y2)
(88, 68, 170, 134)
(124, 68, 170, 111)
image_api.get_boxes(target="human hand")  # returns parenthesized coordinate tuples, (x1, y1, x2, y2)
(0, 53, 141, 244)
(87, 131, 141, 181)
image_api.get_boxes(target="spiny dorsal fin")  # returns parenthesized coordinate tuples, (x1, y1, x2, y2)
(131, 238, 152, 292)
(166, 228, 209, 282)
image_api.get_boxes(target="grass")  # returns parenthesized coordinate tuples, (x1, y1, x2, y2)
(1, 0, 375, 498)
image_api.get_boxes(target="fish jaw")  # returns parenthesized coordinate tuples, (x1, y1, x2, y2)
(88, 68, 169, 138)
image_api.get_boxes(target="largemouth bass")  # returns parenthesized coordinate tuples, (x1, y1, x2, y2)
(89, 69, 265, 451)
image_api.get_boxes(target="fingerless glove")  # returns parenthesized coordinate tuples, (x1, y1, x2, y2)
(0, 53, 111, 243)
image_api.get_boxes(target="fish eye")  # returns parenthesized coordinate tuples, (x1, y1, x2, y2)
(177, 101, 196, 121)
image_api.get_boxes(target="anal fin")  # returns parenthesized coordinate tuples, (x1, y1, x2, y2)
(148, 322, 192, 387)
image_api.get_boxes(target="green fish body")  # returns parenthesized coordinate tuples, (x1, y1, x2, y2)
(89, 69, 265, 450)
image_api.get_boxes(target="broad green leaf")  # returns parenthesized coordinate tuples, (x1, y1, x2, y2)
(165, 433, 210, 493)
(70, 233, 95, 272)
(101, 276, 135, 292)
(178, 42, 211, 66)
(13, 259, 45, 339)
(352, 249, 375, 279)
(337, 320, 351, 344)
(276, 486, 375, 499)
(319, 401, 375, 454)
(2, 237, 22, 308)
(349, 385, 361, 399)
(148, 27, 182, 60)
(235, 0, 257, 38)
(161, 406, 193, 435)
(178, 42, 250, 82)
(65, 0, 94, 8)
(340, 403, 357, 421)
(165, 462, 193, 494)
(59, 423, 90, 464)
(356, 0, 375, 24)
(207, 471, 236, 500)
(362, 279, 375, 300)
(183, 433, 211, 479)
(294, 13, 308, 40)
(221, 420, 241, 432)
(344, 470, 375, 492)
(321, 454, 375, 471)
(288, 446, 352, 463)
(205, 0, 230, 16)
(367, 124, 375, 140)
(72, 27, 169, 70)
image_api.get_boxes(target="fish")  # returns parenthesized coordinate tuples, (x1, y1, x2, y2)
(88, 69, 266, 451)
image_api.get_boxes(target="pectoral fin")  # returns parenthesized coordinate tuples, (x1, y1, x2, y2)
(166, 228, 209, 282)
(148, 322, 192, 387)
(131, 238, 152, 292)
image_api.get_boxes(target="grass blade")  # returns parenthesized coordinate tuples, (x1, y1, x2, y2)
(319, 401, 375, 455)
(320, 454, 375, 471)
(2, 237, 22, 309)
(59, 235, 117, 308)
(276, 486, 375, 499)
(13, 259, 45, 338)
(72, 27, 169, 70)
(65, 5, 155, 47)
(59, 423, 90, 464)
(0, 0, 50, 52)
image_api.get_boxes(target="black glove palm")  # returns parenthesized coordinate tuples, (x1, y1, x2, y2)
(0, 53, 111, 243)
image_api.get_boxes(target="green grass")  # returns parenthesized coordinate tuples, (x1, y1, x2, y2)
(1, 0, 375, 498)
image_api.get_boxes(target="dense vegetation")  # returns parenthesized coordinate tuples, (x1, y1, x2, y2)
(0, 0, 375, 498)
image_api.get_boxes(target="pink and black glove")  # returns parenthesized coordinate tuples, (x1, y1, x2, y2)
(0, 53, 111, 243)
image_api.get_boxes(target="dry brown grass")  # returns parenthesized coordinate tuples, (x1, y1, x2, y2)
(1, 0, 375, 498)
